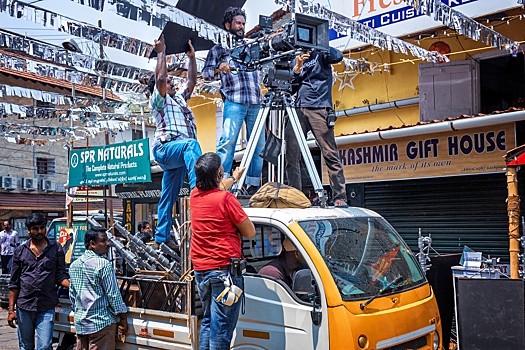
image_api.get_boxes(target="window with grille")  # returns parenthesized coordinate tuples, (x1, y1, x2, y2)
(37, 158, 56, 175)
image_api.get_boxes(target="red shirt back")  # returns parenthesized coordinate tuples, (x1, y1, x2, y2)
(190, 187, 248, 271)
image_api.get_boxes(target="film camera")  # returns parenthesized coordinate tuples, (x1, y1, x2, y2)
(231, 13, 329, 90)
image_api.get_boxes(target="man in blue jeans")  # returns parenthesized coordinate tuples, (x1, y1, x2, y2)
(202, 7, 264, 194)
(149, 34, 201, 246)
(7, 212, 70, 350)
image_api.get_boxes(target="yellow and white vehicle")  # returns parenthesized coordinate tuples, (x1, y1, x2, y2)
(53, 206, 442, 350)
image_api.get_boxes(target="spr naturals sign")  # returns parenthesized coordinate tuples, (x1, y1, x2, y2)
(68, 139, 151, 187)
(325, 123, 515, 183)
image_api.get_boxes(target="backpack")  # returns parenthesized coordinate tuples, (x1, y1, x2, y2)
(248, 182, 311, 209)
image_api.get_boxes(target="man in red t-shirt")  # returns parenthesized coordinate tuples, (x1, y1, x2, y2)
(190, 152, 255, 350)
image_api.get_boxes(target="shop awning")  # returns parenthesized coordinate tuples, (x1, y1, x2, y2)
(0, 192, 124, 212)
(0, 192, 66, 211)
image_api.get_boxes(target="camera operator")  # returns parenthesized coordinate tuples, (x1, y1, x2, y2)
(285, 47, 348, 207)
(202, 7, 265, 195)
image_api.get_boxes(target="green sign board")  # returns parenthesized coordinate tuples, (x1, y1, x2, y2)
(68, 139, 151, 187)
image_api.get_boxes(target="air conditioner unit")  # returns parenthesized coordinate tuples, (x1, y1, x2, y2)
(0, 176, 17, 191)
(22, 178, 38, 191)
(41, 179, 56, 192)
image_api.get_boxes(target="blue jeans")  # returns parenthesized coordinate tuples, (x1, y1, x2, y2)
(153, 138, 202, 243)
(17, 309, 54, 350)
(195, 269, 243, 350)
(217, 100, 264, 187)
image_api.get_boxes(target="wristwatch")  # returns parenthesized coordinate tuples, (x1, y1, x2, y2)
(228, 175, 237, 185)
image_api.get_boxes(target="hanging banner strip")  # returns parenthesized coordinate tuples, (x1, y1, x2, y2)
(0, 49, 148, 96)
(0, 112, 130, 145)
(403, 0, 519, 53)
(285, 0, 449, 63)
(0, 0, 153, 57)
(0, 30, 151, 92)
(342, 57, 385, 74)
(0, 0, 232, 59)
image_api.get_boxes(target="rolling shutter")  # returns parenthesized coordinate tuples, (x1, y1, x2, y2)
(363, 173, 514, 262)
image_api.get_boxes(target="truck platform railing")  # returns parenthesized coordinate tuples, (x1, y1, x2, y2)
(118, 274, 197, 315)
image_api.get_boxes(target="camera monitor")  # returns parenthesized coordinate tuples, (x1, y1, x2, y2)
(297, 25, 314, 45)
(294, 13, 329, 50)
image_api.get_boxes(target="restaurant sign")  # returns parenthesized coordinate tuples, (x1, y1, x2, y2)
(68, 139, 151, 187)
(324, 123, 515, 183)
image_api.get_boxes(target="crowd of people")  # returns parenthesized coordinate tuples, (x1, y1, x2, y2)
(3, 6, 347, 349)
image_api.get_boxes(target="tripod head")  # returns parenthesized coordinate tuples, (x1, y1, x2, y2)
(263, 58, 295, 91)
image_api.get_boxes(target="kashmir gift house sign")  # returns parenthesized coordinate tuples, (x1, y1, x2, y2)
(325, 123, 515, 183)
(68, 139, 151, 187)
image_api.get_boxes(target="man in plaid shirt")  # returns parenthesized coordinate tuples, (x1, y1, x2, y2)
(69, 227, 128, 349)
(149, 34, 201, 247)
(202, 7, 264, 194)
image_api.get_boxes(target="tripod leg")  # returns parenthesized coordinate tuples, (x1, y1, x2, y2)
(235, 93, 274, 193)
(285, 106, 327, 206)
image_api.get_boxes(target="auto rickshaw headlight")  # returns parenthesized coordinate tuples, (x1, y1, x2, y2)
(357, 335, 368, 348)
(433, 331, 440, 350)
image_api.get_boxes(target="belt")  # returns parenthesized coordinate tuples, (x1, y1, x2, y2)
(160, 134, 175, 144)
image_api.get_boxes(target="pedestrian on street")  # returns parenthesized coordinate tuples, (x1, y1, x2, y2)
(0, 220, 19, 274)
(69, 226, 128, 350)
(135, 220, 153, 244)
(7, 212, 70, 350)
(190, 152, 255, 349)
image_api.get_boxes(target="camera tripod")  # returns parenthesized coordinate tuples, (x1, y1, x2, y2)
(234, 88, 328, 207)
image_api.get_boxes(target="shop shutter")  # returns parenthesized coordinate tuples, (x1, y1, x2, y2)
(364, 173, 513, 262)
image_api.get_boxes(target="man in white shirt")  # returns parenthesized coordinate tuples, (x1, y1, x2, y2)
(0, 220, 19, 274)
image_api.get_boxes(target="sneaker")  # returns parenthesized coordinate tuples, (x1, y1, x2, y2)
(333, 199, 349, 207)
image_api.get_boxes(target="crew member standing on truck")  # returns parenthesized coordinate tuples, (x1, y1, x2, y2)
(202, 7, 264, 196)
(7, 212, 70, 350)
(150, 34, 201, 250)
(190, 152, 255, 350)
(69, 227, 128, 350)
(285, 47, 348, 207)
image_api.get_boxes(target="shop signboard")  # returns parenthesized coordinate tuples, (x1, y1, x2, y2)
(324, 123, 515, 183)
(68, 139, 151, 187)
(323, 0, 520, 49)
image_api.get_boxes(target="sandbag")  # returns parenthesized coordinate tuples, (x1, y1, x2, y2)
(248, 182, 311, 208)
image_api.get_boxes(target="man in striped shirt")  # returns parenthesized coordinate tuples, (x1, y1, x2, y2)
(69, 227, 128, 349)
(149, 35, 202, 247)
(202, 7, 264, 194)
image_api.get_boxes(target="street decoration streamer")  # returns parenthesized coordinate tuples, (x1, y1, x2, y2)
(0, 30, 151, 93)
(275, 0, 448, 63)
(0, 115, 131, 146)
(0, 0, 232, 59)
(342, 58, 386, 75)
(403, 0, 519, 54)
